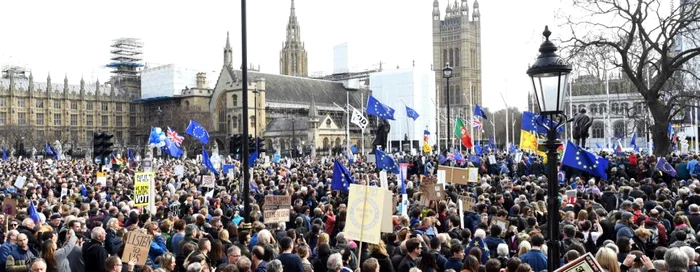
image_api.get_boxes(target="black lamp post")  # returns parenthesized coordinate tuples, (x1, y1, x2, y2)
(443, 63, 453, 151)
(526, 26, 572, 271)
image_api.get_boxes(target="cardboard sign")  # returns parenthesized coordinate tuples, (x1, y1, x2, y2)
(491, 217, 510, 238)
(142, 159, 153, 172)
(13, 176, 26, 189)
(201, 175, 216, 188)
(264, 195, 292, 207)
(2, 199, 16, 217)
(263, 208, 290, 223)
(381, 190, 393, 233)
(459, 196, 475, 212)
(122, 231, 152, 266)
(440, 166, 470, 184)
(133, 173, 153, 207)
(555, 252, 604, 272)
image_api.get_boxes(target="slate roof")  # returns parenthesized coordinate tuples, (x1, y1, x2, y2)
(265, 117, 309, 132)
(233, 70, 365, 109)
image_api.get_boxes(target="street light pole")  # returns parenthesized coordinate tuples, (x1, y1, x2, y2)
(527, 26, 572, 272)
(443, 64, 453, 152)
(240, 0, 252, 223)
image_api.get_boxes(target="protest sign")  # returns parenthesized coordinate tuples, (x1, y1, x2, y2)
(122, 231, 152, 266)
(201, 175, 216, 188)
(555, 252, 604, 272)
(133, 172, 153, 207)
(96, 172, 107, 186)
(344, 184, 386, 244)
(264, 195, 292, 207)
(381, 190, 393, 233)
(263, 208, 290, 224)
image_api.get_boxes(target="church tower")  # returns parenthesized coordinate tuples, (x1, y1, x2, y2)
(279, 0, 308, 77)
(224, 31, 233, 68)
(432, 0, 482, 141)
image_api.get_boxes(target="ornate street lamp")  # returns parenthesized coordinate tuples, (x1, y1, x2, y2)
(526, 25, 572, 272)
(443, 63, 453, 151)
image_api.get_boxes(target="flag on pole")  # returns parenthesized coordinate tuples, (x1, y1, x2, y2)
(423, 130, 432, 153)
(366, 95, 395, 120)
(350, 109, 368, 129)
(474, 104, 488, 119)
(405, 106, 420, 120)
(454, 117, 473, 149)
(472, 116, 483, 132)
(185, 120, 210, 144)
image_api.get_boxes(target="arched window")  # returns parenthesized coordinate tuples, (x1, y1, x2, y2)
(335, 137, 342, 147)
(449, 49, 454, 66)
(592, 121, 605, 138)
(184, 100, 190, 111)
(612, 103, 619, 115)
(232, 94, 238, 107)
(636, 120, 645, 136)
(589, 104, 597, 115)
(217, 95, 227, 133)
(323, 138, 330, 149)
(599, 104, 606, 114)
(455, 85, 461, 104)
(620, 103, 628, 115)
(454, 48, 460, 67)
(238, 114, 242, 129)
(232, 116, 238, 129)
(443, 49, 448, 66)
(613, 121, 626, 138)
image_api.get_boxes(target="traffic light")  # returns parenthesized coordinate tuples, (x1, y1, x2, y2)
(230, 134, 242, 154)
(92, 132, 114, 165)
(247, 135, 256, 151)
(256, 137, 266, 153)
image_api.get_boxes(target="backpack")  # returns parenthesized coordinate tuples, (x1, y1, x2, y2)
(645, 223, 660, 249)
(584, 231, 597, 254)
(694, 163, 700, 175)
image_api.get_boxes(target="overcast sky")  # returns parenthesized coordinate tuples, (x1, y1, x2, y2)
(0, 0, 569, 111)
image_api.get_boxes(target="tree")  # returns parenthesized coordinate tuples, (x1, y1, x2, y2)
(481, 107, 523, 148)
(562, 0, 700, 156)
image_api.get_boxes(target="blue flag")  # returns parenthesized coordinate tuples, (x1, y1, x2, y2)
(474, 104, 488, 119)
(163, 138, 183, 158)
(248, 150, 259, 168)
(521, 111, 564, 136)
(509, 144, 517, 153)
(332, 160, 354, 191)
(595, 143, 602, 149)
(474, 145, 483, 156)
(630, 132, 637, 149)
(561, 141, 609, 179)
(375, 149, 399, 174)
(272, 154, 281, 163)
(45, 142, 57, 158)
(201, 147, 220, 175)
(186, 120, 210, 144)
(657, 157, 677, 177)
(488, 135, 496, 150)
(366, 95, 395, 120)
(405, 106, 420, 120)
(668, 123, 674, 137)
(28, 201, 40, 223)
(2, 148, 6, 161)
(127, 148, 135, 161)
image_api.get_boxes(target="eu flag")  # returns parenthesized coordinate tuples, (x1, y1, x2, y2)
(521, 111, 564, 136)
(2, 148, 6, 161)
(201, 147, 220, 175)
(405, 106, 420, 121)
(45, 142, 57, 158)
(488, 135, 496, 150)
(474, 145, 482, 156)
(657, 157, 677, 177)
(127, 148, 135, 161)
(163, 138, 183, 158)
(474, 104, 488, 119)
(332, 160, 354, 191)
(366, 95, 395, 120)
(375, 149, 399, 174)
(248, 150, 259, 168)
(185, 120, 210, 144)
(561, 141, 609, 179)
(28, 200, 40, 223)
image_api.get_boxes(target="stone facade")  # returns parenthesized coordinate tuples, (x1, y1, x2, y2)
(0, 69, 143, 153)
(432, 0, 482, 142)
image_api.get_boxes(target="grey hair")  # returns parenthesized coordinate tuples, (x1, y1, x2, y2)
(497, 243, 509, 257)
(680, 246, 696, 262)
(186, 262, 202, 272)
(266, 260, 283, 272)
(327, 253, 343, 271)
(91, 227, 105, 240)
(664, 248, 689, 272)
(227, 245, 241, 255)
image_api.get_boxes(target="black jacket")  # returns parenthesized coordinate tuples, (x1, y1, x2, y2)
(82, 240, 108, 272)
(16, 226, 39, 253)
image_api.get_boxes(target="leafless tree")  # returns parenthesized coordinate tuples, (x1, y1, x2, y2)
(562, 0, 700, 156)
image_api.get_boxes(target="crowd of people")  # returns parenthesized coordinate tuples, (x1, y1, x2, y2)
(0, 150, 699, 272)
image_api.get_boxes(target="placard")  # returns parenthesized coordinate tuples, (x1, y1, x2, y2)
(142, 158, 153, 172)
(3, 199, 17, 217)
(490, 217, 510, 238)
(441, 166, 470, 184)
(13, 176, 26, 189)
(174, 165, 184, 178)
(459, 196, 475, 212)
(381, 190, 393, 233)
(133, 173, 153, 207)
(554, 252, 604, 272)
(264, 195, 292, 207)
(263, 208, 290, 223)
(96, 172, 107, 186)
(343, 184, 386, 244)
(201, 175, 216, 188)
(122, 231, 152, 266)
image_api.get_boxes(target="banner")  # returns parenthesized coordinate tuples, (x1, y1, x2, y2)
(344, 184, 386, 244)
(133, 172, 153, 207)
(351, 109, 368, 129)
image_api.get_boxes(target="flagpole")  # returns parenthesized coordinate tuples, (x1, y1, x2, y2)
(500, 91, 509, 150)
(569, 77, 574, 144)
(346, 91, 351, 155)
(491, 112, 496, 148)
(469, 83, 475, 152)
(361, 94, 365, 155)
(605, 68, 611, 149)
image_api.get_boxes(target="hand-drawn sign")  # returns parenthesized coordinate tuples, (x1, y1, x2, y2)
(122, 231, 152, 266)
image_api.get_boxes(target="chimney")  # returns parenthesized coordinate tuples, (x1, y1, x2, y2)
(196, 72, 206, 89)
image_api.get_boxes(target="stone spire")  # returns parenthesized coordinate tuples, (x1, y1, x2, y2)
(473, 0, 480, 20)
(308, 96, 319, 120)
(47, 73, 52, 92)
(224, 31, 233, 67)
(433, 0, 440, 20)
(28, 71, 34, 93)
(64, 74, 69, 93)
(279, 0, 308, 77)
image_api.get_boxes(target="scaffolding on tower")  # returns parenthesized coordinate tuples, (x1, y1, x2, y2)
(106, 38, 144, 82)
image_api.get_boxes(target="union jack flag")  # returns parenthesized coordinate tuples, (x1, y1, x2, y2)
(167, 127, 184, 147)
(472, 116, 483, 132)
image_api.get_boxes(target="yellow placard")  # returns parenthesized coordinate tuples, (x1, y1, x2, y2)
(133, 172, 153, 207)
(343, 184, 386, 244)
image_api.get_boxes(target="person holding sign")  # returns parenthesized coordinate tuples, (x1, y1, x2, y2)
(40, 229, 78, 272)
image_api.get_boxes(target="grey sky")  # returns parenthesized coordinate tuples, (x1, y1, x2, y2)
(0, 0, 566, 111)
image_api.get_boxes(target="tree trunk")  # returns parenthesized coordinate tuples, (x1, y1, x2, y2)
(649, 101, 670, 157)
